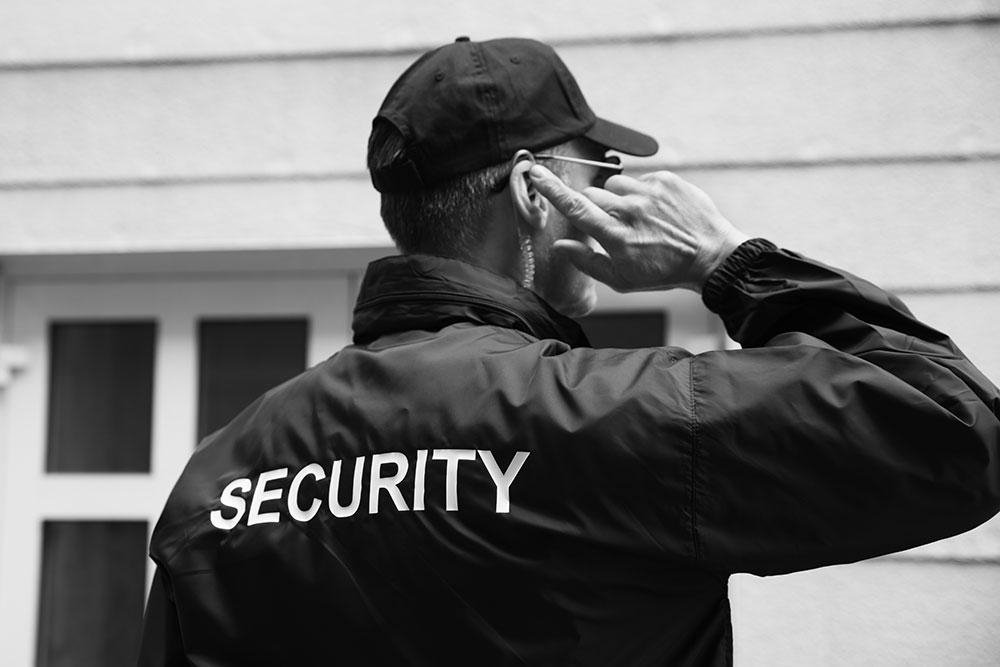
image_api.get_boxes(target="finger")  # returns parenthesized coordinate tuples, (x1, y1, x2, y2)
(582, 187, 624, 213)
(581, 187, 637, 229)
(635, 169, 683, 190)
(529, 165, 618, 240)
(552, 239, 619, 288)
(600, 173, 646, 197)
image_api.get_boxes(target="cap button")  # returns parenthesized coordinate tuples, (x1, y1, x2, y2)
(455, 36, 470, 42)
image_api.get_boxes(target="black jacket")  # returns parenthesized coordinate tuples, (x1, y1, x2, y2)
(139, 240, 1000, 666)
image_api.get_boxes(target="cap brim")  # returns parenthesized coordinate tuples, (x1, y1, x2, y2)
(585, 117, 658, 157)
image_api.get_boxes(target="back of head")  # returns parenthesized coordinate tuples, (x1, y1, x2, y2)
(367, 119, 510, 258)
(367, 36, 658, 258)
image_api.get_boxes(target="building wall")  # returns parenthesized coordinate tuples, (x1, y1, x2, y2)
(1, 2, 998, 665)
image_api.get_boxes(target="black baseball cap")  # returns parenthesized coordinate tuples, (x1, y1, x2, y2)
(370, 36, 658, 193)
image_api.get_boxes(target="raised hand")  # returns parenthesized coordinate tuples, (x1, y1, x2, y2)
(530, 165, 750, 293)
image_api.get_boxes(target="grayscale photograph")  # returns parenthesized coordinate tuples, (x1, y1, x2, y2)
(0, 2, 998, 665)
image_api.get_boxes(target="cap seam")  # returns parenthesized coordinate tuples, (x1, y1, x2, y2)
(471, 42, 504, 165)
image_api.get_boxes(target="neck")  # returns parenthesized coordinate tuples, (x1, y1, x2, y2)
(468, 197, 524, 285)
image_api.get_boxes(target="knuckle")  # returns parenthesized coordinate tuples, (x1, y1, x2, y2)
(620, 195, 644, 216)
(649, 171, 678, 191)
(564, 197, 591, 220)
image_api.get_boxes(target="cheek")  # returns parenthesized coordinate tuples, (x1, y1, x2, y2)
(564, 164, 601, 192)
(547, 210, 585, 244)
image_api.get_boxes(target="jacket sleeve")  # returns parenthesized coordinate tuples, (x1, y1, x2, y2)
(137, 565, 189, 667)
(691, 238, 1000, 575)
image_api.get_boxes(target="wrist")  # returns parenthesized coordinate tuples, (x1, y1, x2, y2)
(701, 237, 778, 309)
(703, 230, 751, 287)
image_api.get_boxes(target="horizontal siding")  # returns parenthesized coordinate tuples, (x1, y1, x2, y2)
(3, 161, 997, 290)
(0, 57, 400, 183)
(568, 24, 1000, 166)
(0, 177, 388, 253)
(684, 159, 1000, 289)
(0, 0, 998, 66)
(2, 24, 997, 185)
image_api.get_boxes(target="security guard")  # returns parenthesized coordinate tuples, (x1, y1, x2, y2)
(139, 37, 1000, 666)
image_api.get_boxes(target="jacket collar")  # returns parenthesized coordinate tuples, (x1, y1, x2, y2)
(352, 255, 590, 348)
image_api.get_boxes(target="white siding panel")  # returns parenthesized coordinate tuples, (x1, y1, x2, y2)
(564, 24, 1000, 167)
(0, 0, 997, 65)
(2, 160, 998, 291)
(2, 24, 997, 185)
(0, 58, 401, 183)
(0, 178, 389, 253)
(682, 159, 1000, 290)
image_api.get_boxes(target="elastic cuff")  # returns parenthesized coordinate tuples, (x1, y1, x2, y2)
(701, 238, 777, 313)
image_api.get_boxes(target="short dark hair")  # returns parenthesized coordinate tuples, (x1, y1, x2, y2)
(367, 119, 507, 258)
(367, 120, 572, 258)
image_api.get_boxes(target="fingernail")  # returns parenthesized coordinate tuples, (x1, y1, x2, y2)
(529, 164, 549, 179)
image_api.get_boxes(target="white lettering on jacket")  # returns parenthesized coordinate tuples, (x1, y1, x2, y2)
(209, 449, 530, 530)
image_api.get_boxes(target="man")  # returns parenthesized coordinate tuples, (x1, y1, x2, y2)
(139, 37, 1000, 666)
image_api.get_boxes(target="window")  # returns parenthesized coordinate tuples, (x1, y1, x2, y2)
(36, 521, 148, 667)
(46, 322, 156, 473)
(197, 318, 309, 440)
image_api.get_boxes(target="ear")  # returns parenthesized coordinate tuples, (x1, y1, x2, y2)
(508, 158, 548, 231)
